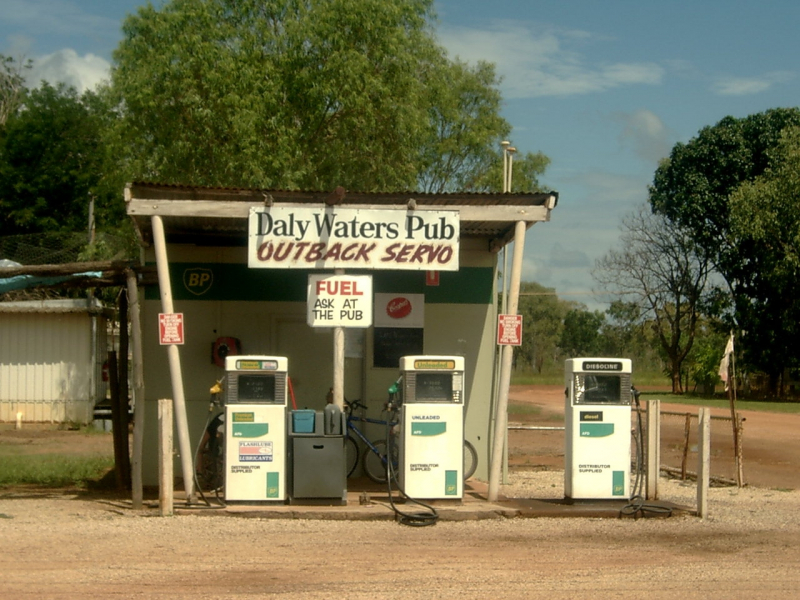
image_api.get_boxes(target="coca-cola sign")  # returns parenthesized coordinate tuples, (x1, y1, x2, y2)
(374, 293, 424, 328)
(386, 297, 412, 319)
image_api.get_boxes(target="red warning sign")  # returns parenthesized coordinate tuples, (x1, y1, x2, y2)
(159, 313, 185, 345)
(497, 314, 522, 346)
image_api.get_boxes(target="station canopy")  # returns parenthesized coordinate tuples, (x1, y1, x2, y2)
(125, 183, 558, 253)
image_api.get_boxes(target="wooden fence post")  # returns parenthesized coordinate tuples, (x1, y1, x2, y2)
(158, 398, 174, 517)
(646, 399, 661, 500)
(697, 407, 710, 519)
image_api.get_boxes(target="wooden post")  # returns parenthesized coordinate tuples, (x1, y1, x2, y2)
(116, 288, 131, 488)
(127, 269, 146, 510)
(332, 269, 345, 410)
(646, 399, 660, 500)
(152, 215, 195, 502)
(735, 414, 744, 487)
(488, 220, 526, 502)
(697, 407, 710, 519)
(158, 398, 174, 517)
(681, 413, 691, 480)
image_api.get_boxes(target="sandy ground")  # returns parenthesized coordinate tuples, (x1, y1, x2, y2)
(1, 386, 799, 599)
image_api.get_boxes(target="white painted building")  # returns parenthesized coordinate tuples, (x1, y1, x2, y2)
(0, 298, 108, 424)
(126, 183, 558, 489)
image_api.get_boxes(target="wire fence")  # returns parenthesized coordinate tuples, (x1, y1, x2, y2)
(654, 408, 741, 486)
(508, 407, 743, 487)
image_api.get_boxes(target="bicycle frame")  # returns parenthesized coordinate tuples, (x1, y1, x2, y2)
(346, 412, 397, 460)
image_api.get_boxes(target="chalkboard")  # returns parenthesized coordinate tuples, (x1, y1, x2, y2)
(373, 328, 424, 368)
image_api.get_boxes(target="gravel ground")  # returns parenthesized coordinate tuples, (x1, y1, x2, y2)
(2, 471, 799, 599)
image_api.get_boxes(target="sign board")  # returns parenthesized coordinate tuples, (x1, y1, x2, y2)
(497, 314, 522, 346)
(374, 293, 425, 328)
(159, 313, 185, 345)
(249, 207, 459, 271)
(307, 275, 373, 328)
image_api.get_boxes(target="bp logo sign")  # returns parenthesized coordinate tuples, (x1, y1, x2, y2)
(183, 268, 214, 296)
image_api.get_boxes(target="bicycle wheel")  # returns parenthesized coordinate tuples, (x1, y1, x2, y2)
(197, 434, 224, 492)
(344, 435, 359, 478)
(362, 439, 398, 484)
(463, 440, 478, 481)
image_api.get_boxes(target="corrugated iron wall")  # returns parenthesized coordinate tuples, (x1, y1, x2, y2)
(0, 312, 99, 423)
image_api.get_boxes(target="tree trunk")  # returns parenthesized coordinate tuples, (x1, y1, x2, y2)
(671, 364, 683, 394)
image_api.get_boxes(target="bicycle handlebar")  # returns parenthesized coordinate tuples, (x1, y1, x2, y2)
(344, 398, 367, 412)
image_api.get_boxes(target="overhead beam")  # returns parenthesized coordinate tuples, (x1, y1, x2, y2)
(126, 198, 554, 223)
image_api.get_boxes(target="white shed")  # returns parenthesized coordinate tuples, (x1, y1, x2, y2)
(0, 298, 108, 424)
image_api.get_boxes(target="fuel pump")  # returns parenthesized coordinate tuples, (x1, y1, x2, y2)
(564, 358, 632, 500)
(223, 356, 289, 503)
(397, 355, 465, 500)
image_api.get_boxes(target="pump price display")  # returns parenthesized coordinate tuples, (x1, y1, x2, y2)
(307, 274, 373, 328)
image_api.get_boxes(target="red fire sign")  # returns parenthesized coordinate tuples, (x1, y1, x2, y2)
(497, 314, 522, 346)
(159, 313, 185, 345)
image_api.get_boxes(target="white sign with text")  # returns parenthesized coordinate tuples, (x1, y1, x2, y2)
(307, 275, 373, 328)
(249, 207, 459, 271)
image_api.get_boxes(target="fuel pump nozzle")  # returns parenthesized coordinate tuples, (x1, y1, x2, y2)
(385, 376, 403, 413)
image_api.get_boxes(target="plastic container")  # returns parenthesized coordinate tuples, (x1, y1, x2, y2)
(324, 403, 342, 435)
(292, 410, 316, 434)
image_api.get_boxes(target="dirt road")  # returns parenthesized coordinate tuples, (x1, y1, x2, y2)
(1, 386, 799, 599)
(507, 385, 800, 490)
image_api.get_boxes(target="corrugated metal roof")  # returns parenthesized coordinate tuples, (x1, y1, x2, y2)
(125, 182, 559, 251)
(0, 298, 106, 314)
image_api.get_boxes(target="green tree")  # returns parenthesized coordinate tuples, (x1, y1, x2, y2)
(649, 108, 800, 395)
(598, 300, 642, 357)
(0, 54, 31, 127)
(593, 205, 710, 393)
(0, 83, 102, 235)
(417, 58, 550, 193)
(110, 0, 540, 192)
(726, 126, 800, 393)
(513, 281, 570, 373)
(559, 308, 604, 358)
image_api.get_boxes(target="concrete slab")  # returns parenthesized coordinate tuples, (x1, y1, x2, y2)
(176, 477, 691, 521)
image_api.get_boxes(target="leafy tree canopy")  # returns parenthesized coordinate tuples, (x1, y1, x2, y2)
(559, 308, 604, 358)
(0, 83, 104, 235)
(110, 0, 545, 192)
(648, 108, 800, 394)
(727, 126, 800, 384)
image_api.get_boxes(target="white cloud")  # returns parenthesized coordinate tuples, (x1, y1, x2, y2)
(711, 71, 795, 96)
(27, 48, 111, 93)
(615, 109, 673, 164)
(437, 21, 664, 99)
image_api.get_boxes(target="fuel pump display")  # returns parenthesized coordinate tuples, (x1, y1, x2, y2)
(564, 358, 633, 500)
(223, 356, 289, 503)
(398, 356, 465, 500)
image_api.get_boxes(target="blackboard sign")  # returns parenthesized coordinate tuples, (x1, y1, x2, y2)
(373, 327, 423, 368)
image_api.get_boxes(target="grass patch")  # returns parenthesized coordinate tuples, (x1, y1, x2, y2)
(508, 401, 543, 416)
(511, 369, 672, 388)
(0, 454, 114, 487)
(507, 401, 564, 422)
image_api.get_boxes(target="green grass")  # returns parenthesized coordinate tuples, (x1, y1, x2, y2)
(0, 454, 114, 487)
(511, 369, 670, 387)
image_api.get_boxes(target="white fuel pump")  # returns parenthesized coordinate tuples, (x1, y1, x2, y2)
(564, 358, 632, 500)
(397, 355, 465, 500)
(223, 356, 289, 503)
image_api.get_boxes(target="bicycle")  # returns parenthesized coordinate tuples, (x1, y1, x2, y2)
(344, 399, 478, 484)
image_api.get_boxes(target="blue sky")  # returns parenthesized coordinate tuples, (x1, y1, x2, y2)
(3, 0, 799, 310)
